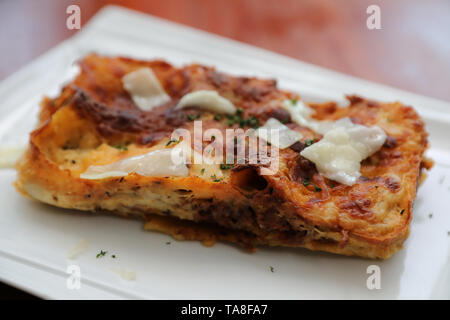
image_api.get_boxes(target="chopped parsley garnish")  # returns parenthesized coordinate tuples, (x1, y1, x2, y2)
(429, 213, 433, 219)
(227, 118, 236, 126)
(166, 242, 171, 245)
(71, 160, 76, 164)
(214, 114, 223, 121)
(114, 143, 128, 151)
(305, 139, 315, 146)
(200, 168, 205, 175)
(269, 266, 275, 273)
(246, 116, 260, 128)
(211, 175, 222, 182)
(302, 179, 321, 192)
(111, 255, 116, 259)
(96, 250, 107, 258)
(226, 112, 260, 129)
(220, 164, 234, 170)
(187, 113, 201, 121)
(290, 99, 297, 105)
(166, 139, 179, 146)
(400, 209, 405, 215)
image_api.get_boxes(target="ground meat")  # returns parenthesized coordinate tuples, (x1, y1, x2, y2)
(383, 136, 398, 148)
(291, 156, 317, 182)
(289, 141, 307, 153)
(269, 108, 291, 124)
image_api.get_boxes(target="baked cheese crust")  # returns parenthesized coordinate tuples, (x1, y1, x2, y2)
(14, 54, 432, 259)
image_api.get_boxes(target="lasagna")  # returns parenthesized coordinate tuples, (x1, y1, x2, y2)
(14, 54, 432, 259)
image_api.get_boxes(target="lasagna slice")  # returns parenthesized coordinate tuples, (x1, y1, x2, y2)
(14, 54, 432, 259)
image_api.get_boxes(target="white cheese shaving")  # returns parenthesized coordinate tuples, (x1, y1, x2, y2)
(282, 99, 345, 135)
(67, 238, 90, 260)
(80, 148, 188, 180)
(301, 124, 386, 185)
(176, 140, 224, 178)
(255, 117, 302, 149)
(282, 98, 386, 185)
(110, 268, 136, 281)
(175, 90, 236, 114)
(122, 68, 170, 111)
(79, 171, 128, 180)
(281, 99, 315, 128)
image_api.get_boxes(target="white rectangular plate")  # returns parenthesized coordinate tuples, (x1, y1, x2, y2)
(1, 5, 449, 299)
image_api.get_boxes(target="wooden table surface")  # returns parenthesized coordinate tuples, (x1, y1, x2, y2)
(0, 0, 449, 299)
(1, 0, 450, 102)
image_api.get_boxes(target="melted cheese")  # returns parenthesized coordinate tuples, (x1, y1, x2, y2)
(80, 148, 188, 180)
(175, 90, 236, 114)
(301, 124, 386, 185)
(255, 118, 303, 149)
(122, 68, 170, 111)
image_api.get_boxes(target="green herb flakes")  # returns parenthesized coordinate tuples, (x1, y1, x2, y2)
(96, 250, 107, 258)
(166, 139, 179, 146)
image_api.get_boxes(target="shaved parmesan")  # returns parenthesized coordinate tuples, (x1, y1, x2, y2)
(255, 118, 303, 149)
(79, 171, 128, 180)
(176, 141, 224, 179)
(175, 90, 236, 114)
(67, 238, 90, 260)
(281, 99, 349, 135)
(110, 268, 136, 281)
(80, 148, 188, 180)
(301, 124, 386, 185)
(122, 68, 170, 111)
(281, 99, 386, 185)
(281, 99, 315, 128)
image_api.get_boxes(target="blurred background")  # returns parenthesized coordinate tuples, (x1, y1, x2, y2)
(1, 0, 450, 101)
(0, 0, 449, 299)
